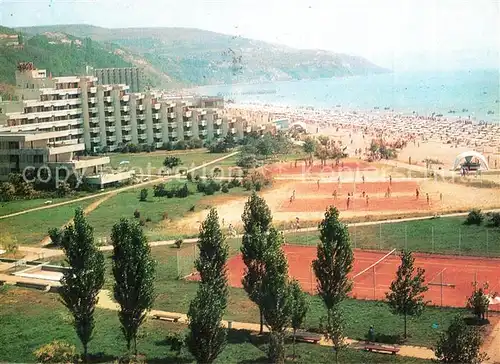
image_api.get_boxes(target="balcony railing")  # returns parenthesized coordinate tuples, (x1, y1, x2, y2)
(154, 132, 163, 138)
(89, 127, 100, 133)
(137, 124, 147, 130)
(90, 136, 101, 143)
(215, 129, 221, 135)
(153, 122, 161, 128)
(200, 120, 207, 127)
(69, 128, 84, 135)
(185, 130, 193, 137)
(88, 97, 96, 104)
(167, 112, 176, 118)
(105, 126, 116, 132)
(105, 116, 116, 122)
(200, 130, 208, 136)
(106, 135, 117, 142)
(215, 118, 222, 125)
(154, 103, 161, 110)
(121, 94, 130, 102)
(137, 104, 144, 111)
(168, 132, 178, 138)
(200, 110, 207, 116)
(88, 107, 98, 113)
(123, 135, 132, 141)
(183, 110, 192, 118)
(168, 122, 177, 128)
(138, 133, 147, 140)
(104, 96, 112, 103)
(122, 125, 131, 131)
(104, 106, 114, 113)
(184, 121, 192, 128)
(154, 141, 163, 148)
(121, 115, 131, 122)
(121, 105, 129, 112)
(89, 87, 97, 94)
(89, 117, 99, 124)
(68, 108, 83, 115)
(137, 114, 145, 121)
(153, 113, 160, 120)
(230, 128, 236, 134)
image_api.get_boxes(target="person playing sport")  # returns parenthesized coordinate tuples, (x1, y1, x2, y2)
(346, 196, 351, 210)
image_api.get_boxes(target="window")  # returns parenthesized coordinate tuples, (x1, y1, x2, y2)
(8, 141, 19, 150)
(33, 155, 44, 164)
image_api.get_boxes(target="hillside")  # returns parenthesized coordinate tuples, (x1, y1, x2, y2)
(18, 24, 388, 86)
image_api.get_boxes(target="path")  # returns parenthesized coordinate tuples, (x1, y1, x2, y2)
(484, 319, 500, 364)
(0, 151, 240, 220)
(95, 290, 435, 360)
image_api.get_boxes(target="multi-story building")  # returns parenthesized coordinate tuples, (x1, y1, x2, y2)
(0, 63, 267, 182)
(93, 67, 144, 93)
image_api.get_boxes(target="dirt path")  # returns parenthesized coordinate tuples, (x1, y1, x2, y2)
(484, 319, 500, 363)
(0, 151, 239, 220)
(95, 289, 435, 360)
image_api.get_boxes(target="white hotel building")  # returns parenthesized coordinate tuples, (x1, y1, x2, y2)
(0, 63, 262, 183)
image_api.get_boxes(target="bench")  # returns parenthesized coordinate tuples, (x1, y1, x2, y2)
(364, 343, 400, 355)
(152, 313, 182, 323)
(294, 331, 322, 344)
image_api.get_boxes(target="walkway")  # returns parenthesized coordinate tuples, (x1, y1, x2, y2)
(0, 151, 239, 220)
(95, 290, 435, 360)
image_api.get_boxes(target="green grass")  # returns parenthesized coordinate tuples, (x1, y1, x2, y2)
(0, 198, 98, 245)
(108, 149, 236, 175)
(0, 286, 430, 363)
(53, 243, 461, 349)
(284, 216, 500, 257)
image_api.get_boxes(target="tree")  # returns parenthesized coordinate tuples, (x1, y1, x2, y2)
(111, 219, 156, 356)
(467, 282, 490, 323)
(260, 228, 292, 364)
(163, 156, 182, 169)
(56, 181, 72, 198)
(48, 227, 64, 247)
(435, 315, 487, 363)
(386, 250, 428, 339)
(290, 279, 308, 360)
(186, 208, 228, 364)
(303, 137, 316, 164)
(312, 206, 353, 362)
(0, 182, 15, 201)
(241, 192, 273, 334)
(139, 188, 148, 202)
(59, 208, 105, 362)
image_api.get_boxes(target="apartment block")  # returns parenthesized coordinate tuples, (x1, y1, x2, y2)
(93, 67, 144, 93)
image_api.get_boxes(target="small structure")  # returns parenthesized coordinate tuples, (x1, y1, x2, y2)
(453, 151, 489, 171)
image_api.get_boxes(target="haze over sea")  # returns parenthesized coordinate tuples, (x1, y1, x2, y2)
(195, 69, 500, 123)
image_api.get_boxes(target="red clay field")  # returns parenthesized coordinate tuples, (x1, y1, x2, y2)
(262, 161, 376, 175)
(224, 245, 500, 308)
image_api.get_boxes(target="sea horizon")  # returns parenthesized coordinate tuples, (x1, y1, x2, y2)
(193, 69, 500, 123)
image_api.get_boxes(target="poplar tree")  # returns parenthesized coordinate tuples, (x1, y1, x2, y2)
(187, 208, 228, 364)
(290, 279, 308, 360)
(386, 250, 428, 339)
(241, 192, 272, 334)
(312, 206, 353, 363)
(59, 208, 105, 362)
(261, 228, 292, 364)
(111, 219, 156, 356)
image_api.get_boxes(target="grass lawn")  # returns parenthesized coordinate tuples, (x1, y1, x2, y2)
(0, 198, 98, 245)
(108, 149, 236, 175)
(0, 287, 430, 363)
(47, 243, 462, 349)
(284, 216, 500, 257)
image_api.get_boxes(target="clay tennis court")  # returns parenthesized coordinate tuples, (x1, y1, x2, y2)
(293, 181, 418, 195)
(225, 245, 500, 308)
(262, 161, 376, 175)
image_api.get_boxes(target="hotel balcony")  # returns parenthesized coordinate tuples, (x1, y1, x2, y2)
(69, 128, 84, 135)
(153, 122, 162, 129)
(89, 127, 100, 133)
(122, 125, 132, 132)
(168, 122, 178, 128)
(183, 110, 192, 118)
(121, 94, 130, 102)
(88, 97, 96, 104)
(154, 132, 163, 138)
(90, 136, 101, 143)
(138, 124, 147, 130)
(200, 110, 207, 116)
(58, 138, 79, 146)
(104, 96, 112, 103)
(89, 86, 97, 94)
(245, 126, 252, 133)
(48, 143, 85, 155)
(200, 120, 207, 127)
(106, 135, 117, 142)
(68, 118, 83, 126)
(185, 130, 193, 137)
(200, 130, 208, 136)
(184, 101, 193, 107)
(68, 108, 83, 115)
(121, 115, 131, 122)
(105, 116, 116, 123)
(168, 131, 178, 138)
(230, 128, 236, 134)
(154, 142, 163, 148)
(138, 133, 147, 140)
(123, 135, 132, 142)
(137, 114, 145, 121)
(121, 105, 130, 112)
(167, 112, 176, 118)
(89, 117, 99, 124)
(215, 129, 222, 135)
(88, 107, 98, 113)
(105, 126, 116, 132)
(184, 121, 192, 128)
(104, 106, 114, 113)
(215, 118, 222, 126)
(153, 113, 160, 120)
(154, 103, 161, 110)
(137, 104, 144, 111)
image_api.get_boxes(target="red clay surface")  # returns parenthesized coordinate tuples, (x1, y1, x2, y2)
(262, 161, 376, 175)
(293, 181, 419, 196)
(278, 196, 432, 213)
(225, 245, 500, 308)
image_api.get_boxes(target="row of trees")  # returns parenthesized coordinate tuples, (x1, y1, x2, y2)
(54, 207, 230, 363)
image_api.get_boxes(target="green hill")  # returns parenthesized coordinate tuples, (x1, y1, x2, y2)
(18, 24, 388, 86)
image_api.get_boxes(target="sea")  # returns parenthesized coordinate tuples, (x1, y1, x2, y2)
(193, 69, 500, 122)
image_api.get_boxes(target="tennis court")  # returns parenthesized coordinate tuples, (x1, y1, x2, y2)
(225, 245, 500, 308)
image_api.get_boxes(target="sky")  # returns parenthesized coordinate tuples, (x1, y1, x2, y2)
(1, 0, 499, 70)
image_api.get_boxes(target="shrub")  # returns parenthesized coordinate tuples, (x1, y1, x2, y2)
(186, 172, 193, 182)
(134, 209, 140, 219)
(145, 217, 152, 222)
(162, 212, 169, 220)
(175, 140, 187, 150)
(194, 174, 201, 182)
(153, 184, 167, 197)
(48, 228, 63, 247)
(165, 332, 185, 357)
(204, 183, 215, 195)
(229, 177, 241, 188)
(33, 340, 77, 363)
(139, 218, 146, 226)
(163, 156, 182, 169)
(0, 182, 16, 201)
(189, 205, 195, 212)
(196, 181, 206, 193)
(139, 188, 148, 202)
(1, 233, 18, 255)
(165, 189, 175, 198)
(221, 185, 229, 193)
(175, 183, 190, 198)
(465, 209, 484, 225)
(162, 141, 174, 151)
(174, 239, 183, 248)
(487, 212, 500, 227)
